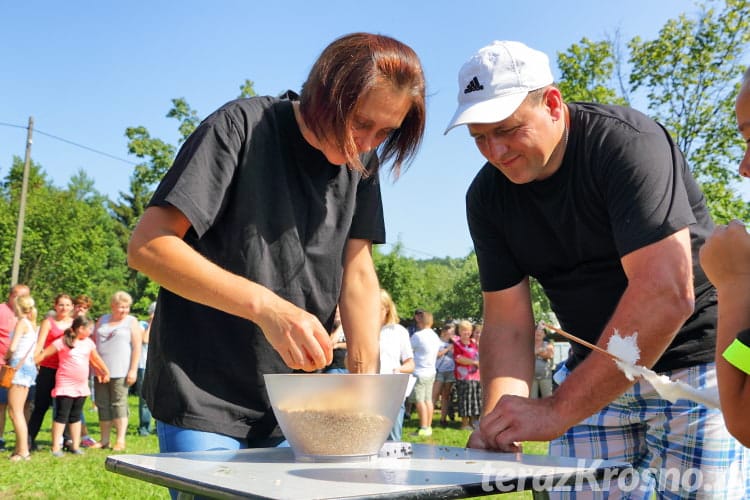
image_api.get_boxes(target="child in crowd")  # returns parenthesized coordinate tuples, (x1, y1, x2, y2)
(433, 323, 456, 426)
(5, 295, 37, 461)
(35, 315, 109, 457)
(71, 294, 97, 448)
(452, 320, 481, 431)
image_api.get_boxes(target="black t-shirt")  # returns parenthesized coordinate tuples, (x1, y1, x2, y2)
(467, 102, 716, 373)
(144, 95, 385, 442)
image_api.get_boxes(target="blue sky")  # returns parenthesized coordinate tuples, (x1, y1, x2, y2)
(1, 1, 747, 259)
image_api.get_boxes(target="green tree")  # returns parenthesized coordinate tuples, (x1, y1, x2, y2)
(116, 83, 258, 308)
(166, 97, 201, 143)
(439, 252, 482, 322)
(556, 37, 628, 106)
(555, 1, 750, 224)
(373, 243, 423, 319)
(0, 157, 126, 316)
(374, 243, 473, 325)
(628, 0, 750, 223)
(239, 79, 257, 99)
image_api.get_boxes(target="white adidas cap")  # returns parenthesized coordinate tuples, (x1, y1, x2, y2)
(444, 41, 554, 134)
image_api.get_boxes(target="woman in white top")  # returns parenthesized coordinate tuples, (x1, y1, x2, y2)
(5, 295, 37, 461)
(378, 289, 413, 441)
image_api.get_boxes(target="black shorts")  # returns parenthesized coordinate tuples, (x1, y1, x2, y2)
(53, 395, 86, 424)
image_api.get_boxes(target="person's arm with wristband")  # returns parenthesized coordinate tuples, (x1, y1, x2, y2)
(700, 219, 750, 446)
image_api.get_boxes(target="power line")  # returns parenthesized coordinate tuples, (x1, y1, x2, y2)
(379, 242, 457, 260)
(0, 121, 465, 259)
(0, 121, 138, 166)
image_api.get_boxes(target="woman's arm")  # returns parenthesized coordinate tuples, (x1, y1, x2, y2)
(455, 355, 479, 366)
(125, 318, 143, 386)
(128, 205, 331, 372)
(90, 348, 110, 383)
(438, 344, 453, 357)
(338, 238, 380, 373)
(33, 318, 52, 358)
(6, 325, 21, 361)
(34, 343, 58, 365)
(398, 358, 415, 374)
(143, 318, 152, 345)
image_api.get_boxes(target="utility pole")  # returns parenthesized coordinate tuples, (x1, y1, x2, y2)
(11, 116, 33, 286)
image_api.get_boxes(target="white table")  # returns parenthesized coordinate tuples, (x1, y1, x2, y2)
(105, 444, 629, 499)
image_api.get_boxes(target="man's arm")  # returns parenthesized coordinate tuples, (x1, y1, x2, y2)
(468, 277, 536, 451)
(339, 238, 381, 374)
(552, 228, 694, 417)
(475, 228, 695, 451)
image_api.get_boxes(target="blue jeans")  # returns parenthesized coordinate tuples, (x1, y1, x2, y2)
(323, 367, 349, 374)
(388, 402, 405, 441)
(157, 421, 288, 499)
(157, 421, 247, 452)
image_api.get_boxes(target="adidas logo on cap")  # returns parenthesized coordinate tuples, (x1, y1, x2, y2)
(464, 76, 484, 94)
(445, 41, 555, 134)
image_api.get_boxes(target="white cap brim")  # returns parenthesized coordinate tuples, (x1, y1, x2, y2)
(444, 90, 528, 135)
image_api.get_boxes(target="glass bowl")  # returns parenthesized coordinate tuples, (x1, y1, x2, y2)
(264, 373, 409, 462)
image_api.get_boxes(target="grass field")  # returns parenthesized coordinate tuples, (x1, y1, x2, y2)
(0, 397, 547, 499)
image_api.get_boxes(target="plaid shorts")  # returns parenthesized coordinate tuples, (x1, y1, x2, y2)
(548, 362, 749, 499)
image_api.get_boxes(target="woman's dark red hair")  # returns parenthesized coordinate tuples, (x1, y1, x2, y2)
(300, 32, 426, 177)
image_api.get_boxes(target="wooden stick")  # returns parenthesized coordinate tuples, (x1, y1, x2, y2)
(539, 322, 626, 364)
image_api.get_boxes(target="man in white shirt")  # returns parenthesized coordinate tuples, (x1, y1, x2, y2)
(409, 311, 442, 437)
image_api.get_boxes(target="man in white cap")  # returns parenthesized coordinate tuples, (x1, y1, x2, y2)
(446, 41, 749, 497)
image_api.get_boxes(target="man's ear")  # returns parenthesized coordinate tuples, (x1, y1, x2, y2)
(543, 87, 565, 121)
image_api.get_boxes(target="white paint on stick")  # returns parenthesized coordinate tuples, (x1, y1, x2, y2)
(605, 330, 720, 409)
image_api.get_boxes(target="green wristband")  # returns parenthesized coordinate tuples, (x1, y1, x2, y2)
(723, 328, 750, 375)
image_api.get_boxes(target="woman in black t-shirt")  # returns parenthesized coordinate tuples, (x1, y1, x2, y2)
(127, 33, 426, 455)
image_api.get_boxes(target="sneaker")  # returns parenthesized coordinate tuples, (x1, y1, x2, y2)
(80, 437, 97, 448)
(70, 449, 85, 455)
(0, 439, 5, 451)
(51, 450, 65, 458)
(417, 427, 433, 437)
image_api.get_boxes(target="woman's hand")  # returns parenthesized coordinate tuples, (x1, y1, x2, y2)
(253, 296, 333, 372)
(125, 368, 138, 387)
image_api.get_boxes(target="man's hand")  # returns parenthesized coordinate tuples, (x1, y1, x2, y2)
(466, 428, 522, 453)
(472, 395, 568, 451)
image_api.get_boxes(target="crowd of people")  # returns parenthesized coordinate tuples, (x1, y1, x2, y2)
(0, 285, 155, 460)
(1, 30, 749, 498)
(368, 297, 489, 439)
